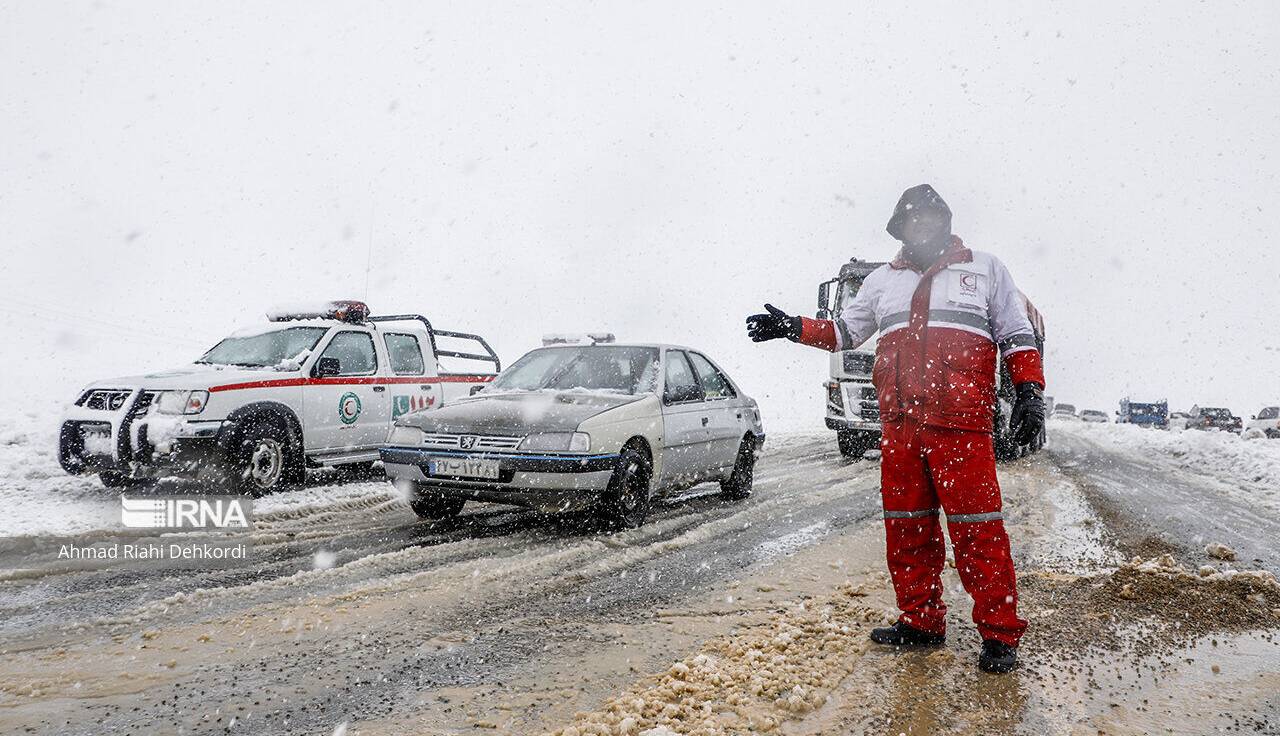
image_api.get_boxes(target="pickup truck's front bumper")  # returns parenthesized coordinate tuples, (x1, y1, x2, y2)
(60, 393, 227, 478)
(380, 446, 622, 511)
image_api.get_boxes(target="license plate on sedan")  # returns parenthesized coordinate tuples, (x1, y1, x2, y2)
(427, 457, 501, 480)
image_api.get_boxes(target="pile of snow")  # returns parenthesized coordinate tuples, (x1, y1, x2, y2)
(1054, 421, 1280, 503)
(1127, 552, 1279, 590)
(550, 582, 888, 736)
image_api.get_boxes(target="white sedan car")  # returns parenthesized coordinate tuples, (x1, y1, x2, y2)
(381, 342, 765, 528)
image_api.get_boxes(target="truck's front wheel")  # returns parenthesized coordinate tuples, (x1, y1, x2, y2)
(232, 419, 294, 497)
(837, 429, 875, 459)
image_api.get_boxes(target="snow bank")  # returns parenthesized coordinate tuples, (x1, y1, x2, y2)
(1052, 421, 1280, 503)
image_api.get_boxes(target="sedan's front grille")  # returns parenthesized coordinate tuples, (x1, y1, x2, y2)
(419, 433, 524, 451)
(78, 389, 133, 411)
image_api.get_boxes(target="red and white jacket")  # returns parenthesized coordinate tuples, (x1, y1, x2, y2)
(799, 237, 1045, 432)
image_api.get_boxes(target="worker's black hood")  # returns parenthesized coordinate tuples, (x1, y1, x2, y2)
(886, 184, 952, 242)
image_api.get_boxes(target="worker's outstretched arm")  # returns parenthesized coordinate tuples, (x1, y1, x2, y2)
(746, 282, 876, 353)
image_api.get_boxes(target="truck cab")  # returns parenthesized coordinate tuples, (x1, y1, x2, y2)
(816, 259, 884, 458)
(815, 258, 1047, 460)
(59, 301, 500, 494)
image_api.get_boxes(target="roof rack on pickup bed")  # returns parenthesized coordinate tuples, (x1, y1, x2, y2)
(370, 314, 501, 373)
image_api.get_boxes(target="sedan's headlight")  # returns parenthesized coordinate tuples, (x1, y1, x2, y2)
(155, 390, 209, 415)
(388, 425, 424, 447)
(519, 431, 590, 452)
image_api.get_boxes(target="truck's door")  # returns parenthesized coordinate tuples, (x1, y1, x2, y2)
(382, 330, 442, 423)
(304, 329, 388, 454)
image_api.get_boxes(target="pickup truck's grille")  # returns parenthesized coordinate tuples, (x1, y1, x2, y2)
(420, 433, 524, 451)
(78, 389, 132, 411)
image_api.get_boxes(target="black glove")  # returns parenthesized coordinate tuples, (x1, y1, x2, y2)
(746, 303, 802, 342)
(1009, 382, 1046, 445)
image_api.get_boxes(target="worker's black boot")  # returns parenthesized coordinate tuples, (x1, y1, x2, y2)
(978, 639, 1017, 673)
(869, 621, 945, 648)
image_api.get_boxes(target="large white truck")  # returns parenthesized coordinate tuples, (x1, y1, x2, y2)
(815, 259, 1047, 460)
(59, 301, 500, 494)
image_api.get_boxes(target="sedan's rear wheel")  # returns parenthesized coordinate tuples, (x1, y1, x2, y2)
(599, 446, 652, 530)
(720, 437, 756, 500)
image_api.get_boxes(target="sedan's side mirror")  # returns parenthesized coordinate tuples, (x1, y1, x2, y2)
(470, 385, 486, 396)
(1251, 414, 1257, 420)
(313, 356, 341, 378)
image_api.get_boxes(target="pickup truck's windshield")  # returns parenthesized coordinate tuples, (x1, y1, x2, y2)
(1201, 408, 1231, 419)
(197, 326, 329, 368)
(489, 346, 659, 394)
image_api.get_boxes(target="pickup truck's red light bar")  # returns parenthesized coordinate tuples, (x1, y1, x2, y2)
(267, 300, 371, 324)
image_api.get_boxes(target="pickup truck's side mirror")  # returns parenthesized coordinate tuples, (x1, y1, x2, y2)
(313, 357, 341, 378)
(1251, 414, 1257, 420)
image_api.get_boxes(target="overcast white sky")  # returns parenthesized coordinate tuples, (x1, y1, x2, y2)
(3, 2, 1279, 429)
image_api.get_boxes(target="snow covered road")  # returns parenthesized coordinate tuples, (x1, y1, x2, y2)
(0, 427, 1277, 735)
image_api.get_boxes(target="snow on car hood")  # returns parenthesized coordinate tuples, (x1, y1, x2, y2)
(83, 363, 301, 392)
(396, 390, 645, 434)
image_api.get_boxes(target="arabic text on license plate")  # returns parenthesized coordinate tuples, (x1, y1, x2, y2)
(428, 458, 500, 480)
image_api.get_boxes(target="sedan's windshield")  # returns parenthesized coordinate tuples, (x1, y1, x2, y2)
(1201, 408, 1232, 419)
(197, 326, 329, 368)
(489, 346, 659, 394)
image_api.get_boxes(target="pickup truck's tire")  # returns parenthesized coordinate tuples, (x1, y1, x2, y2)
(837, 429, 874, 459)
(720, 436, 756, 500)
(231, 418, 294, 497)
(409, 489, 466, 520)
(599, 446, 652, 530)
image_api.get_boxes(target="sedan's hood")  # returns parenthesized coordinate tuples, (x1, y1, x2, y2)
(85, 364, 302, 392)
(397, 390, 645, 435)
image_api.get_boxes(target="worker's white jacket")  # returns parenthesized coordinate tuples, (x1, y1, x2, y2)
(803, 239, 1044, 431)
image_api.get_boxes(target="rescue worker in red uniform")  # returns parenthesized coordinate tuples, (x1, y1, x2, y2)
(746, 184, 1046, 673)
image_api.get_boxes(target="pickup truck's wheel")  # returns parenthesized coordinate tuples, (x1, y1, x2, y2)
(720, 437, 756, 500)
(599, 446, 652, 530)
(232, 419, 293, 497)
(408, 488, 466, 520)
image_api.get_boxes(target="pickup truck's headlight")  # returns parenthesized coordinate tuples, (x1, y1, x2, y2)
(388, 425, 423, 446)
(155, 390, 209, 415)
(519, 431, 590, 452)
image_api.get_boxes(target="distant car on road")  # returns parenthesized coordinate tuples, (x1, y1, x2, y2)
(1245, 406, 1280, 438)
(1117, 398, 1169, 429)
(1079, 409, 1109, 423)
(381, 339, 766, 528)
(1050, 403, 1079, 421)
(1168, 411, 1191, 430)
(1186, 405, 1243, 433)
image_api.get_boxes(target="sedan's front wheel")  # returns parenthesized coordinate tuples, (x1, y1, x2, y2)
(409, 486, 467, 520)
(599, 446, 652, 530)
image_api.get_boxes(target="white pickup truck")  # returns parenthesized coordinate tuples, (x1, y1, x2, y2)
(59, 301, 500, 494)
